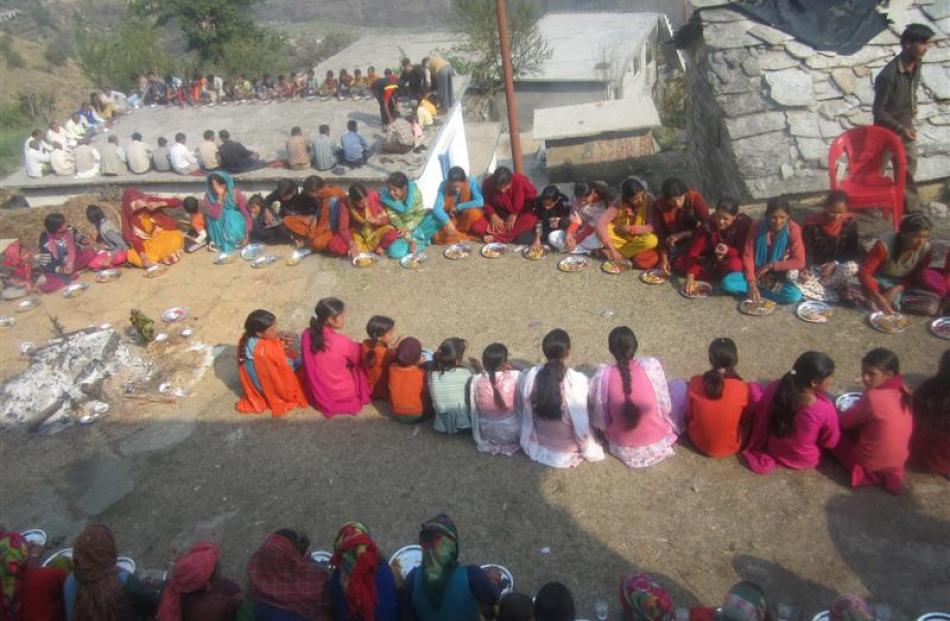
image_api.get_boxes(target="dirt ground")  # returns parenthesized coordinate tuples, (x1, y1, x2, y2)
(1, 202, 949, 618)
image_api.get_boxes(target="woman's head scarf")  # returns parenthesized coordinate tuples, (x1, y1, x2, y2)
(205, 171, 237, 220)
(0, 531, 29, 619)
(721, 581, 770, 621)
(830, 595, 874, 621)
(620, 573, 674, 621)
(72, 524, 133, 621)
(396, 338, 423, 366)
(419, 513, 459, 608)
(330, 522, 380, 621)
(155, 542, 220, 621)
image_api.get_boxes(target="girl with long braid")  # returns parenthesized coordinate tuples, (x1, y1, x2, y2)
(589, 326, 680, 469)
(470, 343, 522, 456)
(519, 329, 604, 468)
(300, 297, 371, 417)
(743, 351, 840, 474)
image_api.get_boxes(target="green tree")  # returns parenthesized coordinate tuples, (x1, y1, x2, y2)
(75, 15, 174, 88)
(213, 31, 289, 78)
(449, 0, 551, 94)
(129, 0, 266, 61)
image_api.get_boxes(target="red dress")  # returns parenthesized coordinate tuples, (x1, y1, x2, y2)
(653, 189, 709, 273)
(469, 173, 538, 243)
(684, 214, 751, 283)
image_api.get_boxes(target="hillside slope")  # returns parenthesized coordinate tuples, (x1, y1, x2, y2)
(0, 35, 93, 119)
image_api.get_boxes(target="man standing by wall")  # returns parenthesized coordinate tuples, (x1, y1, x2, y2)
(873, 23, 934, 215)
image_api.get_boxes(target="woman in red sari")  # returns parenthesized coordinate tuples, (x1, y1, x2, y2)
(653, 177, 709, 276)
(470, 167, 538, 243)
(683, 197, 751, 295)
(120, 188, 185, 268)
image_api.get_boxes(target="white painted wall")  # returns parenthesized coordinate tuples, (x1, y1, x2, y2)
(416, 101, 470, 208)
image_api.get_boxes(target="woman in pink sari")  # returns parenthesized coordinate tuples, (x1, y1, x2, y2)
(589, 326, 682, 469)
(742, 351, 840, 474)
(299, 297, 371, 417)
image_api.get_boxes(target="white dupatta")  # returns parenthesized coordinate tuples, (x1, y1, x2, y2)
(519, 365, 605, 468)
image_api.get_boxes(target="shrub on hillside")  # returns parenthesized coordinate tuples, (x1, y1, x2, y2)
(75, 16, 174, 89)
(213, 31, 289, 79)
(44, 37, 74, 67)
(0, 34, 25, 69)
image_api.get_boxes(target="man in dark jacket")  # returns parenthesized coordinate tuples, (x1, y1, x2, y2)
(217, 129, 267, 173)
(873, 23, 934, 214)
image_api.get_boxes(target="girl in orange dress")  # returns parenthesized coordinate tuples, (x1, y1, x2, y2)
(236, 309, 307, 417)
(361, 315, 397, 399)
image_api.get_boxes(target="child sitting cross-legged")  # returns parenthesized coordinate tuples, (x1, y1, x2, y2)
(182, 196, 208, 252)
(386, 337, 430, 423)
(247, 194, 292, 245)
(428, 337, 475, 434)
(362, 315, 398, 400)
(236, 309, 307, 417)
(833, 348, 913, 494)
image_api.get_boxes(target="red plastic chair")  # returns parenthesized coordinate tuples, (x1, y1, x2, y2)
(828, 126, 906, 231)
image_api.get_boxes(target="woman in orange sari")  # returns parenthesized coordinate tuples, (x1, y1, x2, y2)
(236, 309, 308, 417)
(282, 175, 347, 254)
(431, 166, 485, 244)
(120, 188, 185, 268)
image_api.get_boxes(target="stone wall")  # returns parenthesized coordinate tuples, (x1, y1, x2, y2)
(684, 1, 950, 202)
(545, 130, 656, 183)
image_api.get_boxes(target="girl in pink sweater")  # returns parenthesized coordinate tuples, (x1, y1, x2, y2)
(833, 348, 913, 494)
(743, 351, 840, 474)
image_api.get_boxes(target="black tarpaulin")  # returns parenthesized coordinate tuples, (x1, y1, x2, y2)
(730, 0, 889, 55)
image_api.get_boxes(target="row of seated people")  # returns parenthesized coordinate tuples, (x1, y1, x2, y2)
(23, 52, 448, 179)
(236, 297, 950, 493)
(133, 53, 452, 112)
(0, 515, 917, 621)
(28, 112, 433, 180)
(22, 90, 123, 178)
(5, 167, 947, 319)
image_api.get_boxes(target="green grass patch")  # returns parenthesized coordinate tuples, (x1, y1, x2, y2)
(0, 127, 24, 178)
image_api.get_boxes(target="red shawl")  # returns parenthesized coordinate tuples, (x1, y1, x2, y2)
(156, 542, 220, 621)
(2, 240, 33, 283)
(329, 523, 379, 621)
(121, 188, 182, 253)
(482, 173, 537, 217)
(247, 534, 329, 621)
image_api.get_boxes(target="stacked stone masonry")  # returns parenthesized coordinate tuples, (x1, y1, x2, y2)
(685, 1, 950, 201)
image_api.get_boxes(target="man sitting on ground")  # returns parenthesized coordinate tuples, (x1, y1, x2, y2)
(127, 132, 151, 174)
(218, 129, 266, 173)
(50, 142, 75, 176)
(169, 132, 199, 175)
(64, 113, 86, 142)
(382, 116, 415, 154)
(285, 126, 311, 170)
(340, 120, 369, 167)
(311, 125, 336, 171)
(152, 136, 172, 172)
(99, 134, 128, 176)
(24, 138, 51, 178)
(47, 121, 74, 150)
(197, 129, 220, 171)
(74, 138, 101, 178)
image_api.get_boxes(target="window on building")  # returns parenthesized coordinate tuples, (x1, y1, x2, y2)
(633, 55, 641, 75)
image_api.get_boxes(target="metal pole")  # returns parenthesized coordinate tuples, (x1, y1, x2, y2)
(496, 0, 524, 174)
